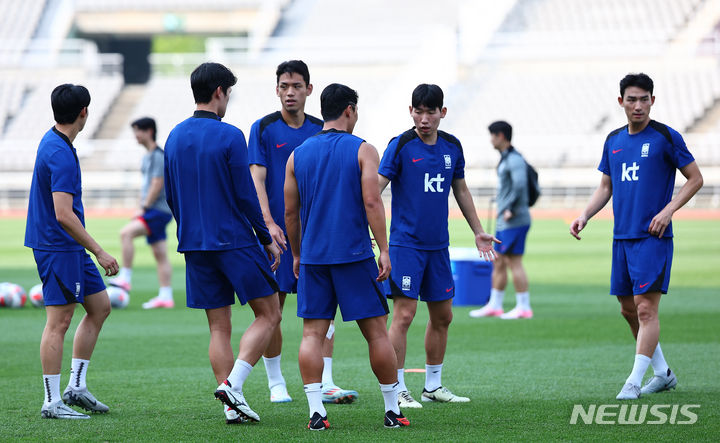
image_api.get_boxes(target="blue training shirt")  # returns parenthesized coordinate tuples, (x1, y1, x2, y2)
(378, 128, 465, 250)
(293, 129, 374, 265)
(25, 127, 85, 251)
(598, 120, 695, 239)
(164, 110, 272, 252)
(248, 111, 322, 231)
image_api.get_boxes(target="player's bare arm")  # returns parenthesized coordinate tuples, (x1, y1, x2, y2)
(359, 142, 390, 281)
(451, 177, 499, 261)
(649, 161, 703, 238)
(251, 164, 287, 251)
(52, 191, 118, 276)
(283, 153, 301, 279)
(141, 177, 164, 210)
(570, 173, 612, 240)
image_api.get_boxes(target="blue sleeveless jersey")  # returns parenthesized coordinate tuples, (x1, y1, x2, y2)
(293, 129, 374, 264)
(598, 120, 695, 239)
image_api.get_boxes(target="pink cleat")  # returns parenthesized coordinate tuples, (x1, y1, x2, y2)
(107, 277, 131, 292)
(469, 306, 504, 318)
(499, 307, 533, 319)
(142, 297, 174, 309)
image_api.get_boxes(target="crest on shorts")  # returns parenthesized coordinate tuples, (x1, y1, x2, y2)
(444, 154, 452, 169)
(402, 276, 411, 291)
(75, 282, 81, 298)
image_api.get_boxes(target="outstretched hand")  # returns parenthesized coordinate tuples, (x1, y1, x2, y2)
(475, 232, 500, 261)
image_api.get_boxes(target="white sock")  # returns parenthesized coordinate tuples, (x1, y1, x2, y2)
(380, 382, 400, 414)
(397, 368, 408, 392)
(488, 289, 504, 310)
(651, 343, 670, 376)
(43, 374, 61, 406)
(67, 358, 90, 391)
(625, 354, 651, 387)
(158, 286, 173, 301)
(304, 382, 326, 417)
(226, 359, 253, 392)
(425, 363, 443, 392)
(516, 291, 530, 310)
(118, 267, 132, 283)
(263, 354, 286, 389)
(321, 357, 334, 388)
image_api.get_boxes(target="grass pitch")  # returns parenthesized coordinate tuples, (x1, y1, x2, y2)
(0, 216, 718, 441)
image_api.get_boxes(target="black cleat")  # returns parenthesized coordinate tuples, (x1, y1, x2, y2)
(384, 410, 410, 428)
(308, 411, 330, 431)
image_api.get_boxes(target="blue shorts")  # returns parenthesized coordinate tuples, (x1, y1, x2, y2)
(32, 249, 106, 306)
(275, 242, 297, 294)
(297, 258, 389, 321)
(611, 237, 673, 296)
(494, 225, 530, 255)
(385, 246, 454, 302)
(138, 209, 173, 245)
(184, 246, 279, 309)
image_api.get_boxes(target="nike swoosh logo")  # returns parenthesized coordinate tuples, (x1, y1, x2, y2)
(639, 282, 650, 288)
(446, 287, 453, 293)
(276, 143, 287, 148)
(612, 149, 622, 154)
(412, 158, 424, 163)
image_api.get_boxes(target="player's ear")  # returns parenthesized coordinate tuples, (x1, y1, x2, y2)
(617, 96, 623, 106)
(214, 85, 223, 100)
(440, 107, 447, 118)
(650, 95, 655, 105)
(306, 83, 313, 96)
(408, 105, 413, 115)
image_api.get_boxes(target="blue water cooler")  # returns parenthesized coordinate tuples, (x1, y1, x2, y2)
(450, 248, 493, 306)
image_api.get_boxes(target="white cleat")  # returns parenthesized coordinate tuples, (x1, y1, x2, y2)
(421, 386, 470, 403)
(616, 383, 641, 400)
(224, 405, 245, 424)
(214, 380, 260, 422)
(469, 305, 504, 318)
(270, 383, 292, 403)
(41, 401, 90, 419)
(641, 369, 677, 395)
(499, 307, 533, 319)
(398, 390, 423, 409)
(142, 296, 174, 309)
(62, 388, 109, 413)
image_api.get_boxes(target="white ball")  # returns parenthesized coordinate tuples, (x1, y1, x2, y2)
(0, 282, 27, 308)
(29, 284, 44, 308)
(107, 286, 130, 309)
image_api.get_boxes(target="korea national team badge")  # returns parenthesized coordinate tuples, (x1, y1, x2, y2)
(402, 276, 411, 291)
(641, 143, 649, 158)
(444, 154, 451, 169)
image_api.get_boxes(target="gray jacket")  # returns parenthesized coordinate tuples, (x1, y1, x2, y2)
(496, 146, 531, 231)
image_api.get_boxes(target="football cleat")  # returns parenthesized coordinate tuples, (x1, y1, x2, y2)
(224, 405, 245, 424)
(41, 401, 90, 419)
(499, 307, 533, 319)
(142, 296, 174, 309)
(469, 306, 504, 318)
(616, 383, 641, 400)
(321, 385, 358, 404)
(307, 411, 330, 431)
(384, 410, 410, 428)
(62, 388, 109, 413)
(270, 383, 292, 403)
(421, 386, 470, 403)
(398, 390, 423, 409)
(107, 277, 131, 292)
(214, 380, 260, 422)
(641, 369, 677, 394)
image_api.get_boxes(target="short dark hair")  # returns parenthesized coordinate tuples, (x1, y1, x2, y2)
(320, 83, 358, 121)
(411, 84, 444, 110)
(190, 62, 237, 104)
(488, 120, 512, 142)
(276, 60, 310, 86)
(51, 84, 90, 124)
(620, 73, 654, 97)
(131, 117, 157, 141)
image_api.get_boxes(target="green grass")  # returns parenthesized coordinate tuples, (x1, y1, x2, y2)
(1, 217, 719, 441)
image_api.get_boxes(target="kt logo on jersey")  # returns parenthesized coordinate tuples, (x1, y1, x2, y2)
(424, 173, 445, 192)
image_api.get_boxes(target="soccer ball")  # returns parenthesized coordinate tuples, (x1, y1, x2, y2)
(107, 286, 130, 309)
(0, 282, 27, 308)
(28, 284, 44, 308)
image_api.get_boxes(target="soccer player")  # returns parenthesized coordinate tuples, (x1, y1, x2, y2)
(378, 84, 498, 409)
(248, 60, 357, 404)
(25, 84, 118, 419)
(470, 121, 533, 319)
(378, 84, 497, 408)
(108, 117, 174, 309)
(285, 83, 409, 430)
(163, 63, 282, 424)
(570, 73, 703, 400)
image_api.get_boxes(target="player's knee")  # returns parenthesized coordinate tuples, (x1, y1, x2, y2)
(47, 313, 73, 334)
(620, 305, 637, 322)
(635, 303, 657, 323)
(392, 308, 415, 329)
